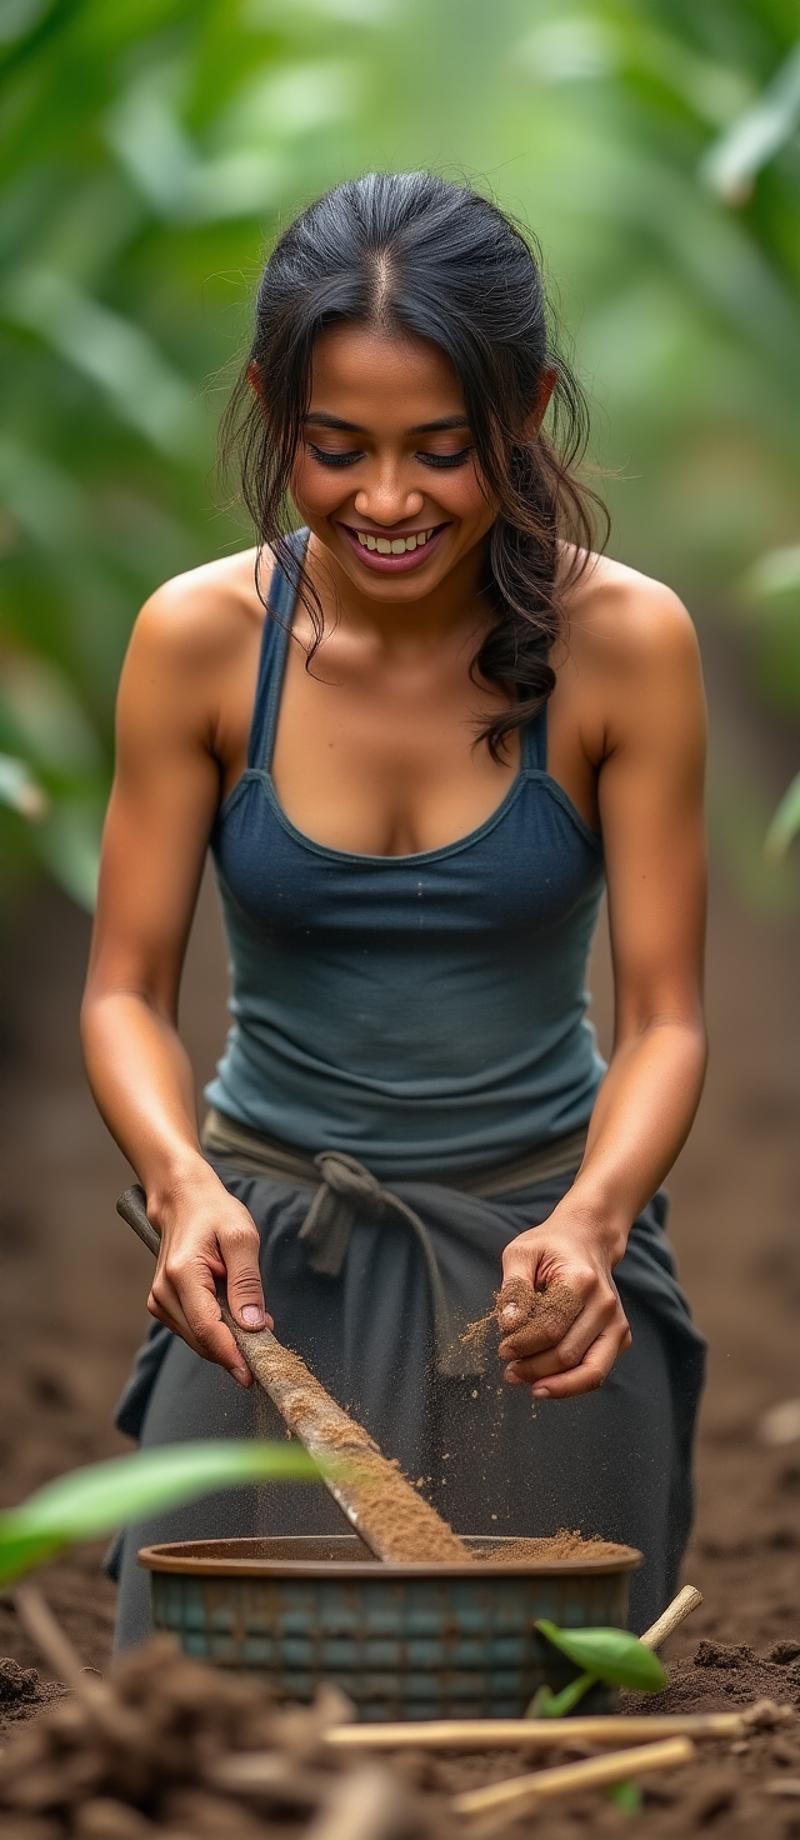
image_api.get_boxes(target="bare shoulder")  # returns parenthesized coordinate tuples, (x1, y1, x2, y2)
(559, 547, 700, 671)
(130, 544, 273, 671)
(553, 545, 705, 765)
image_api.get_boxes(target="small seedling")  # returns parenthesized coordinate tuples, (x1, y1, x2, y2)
(528, 1619, 666, 1718)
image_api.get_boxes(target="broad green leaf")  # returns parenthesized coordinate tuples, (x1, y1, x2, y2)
(535, 1621, 666, 1692)
(0, 1440, 327, 1588)
(699, 43, 800, 200)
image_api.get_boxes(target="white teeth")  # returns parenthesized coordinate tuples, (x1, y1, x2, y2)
(355, 527, 434, 554)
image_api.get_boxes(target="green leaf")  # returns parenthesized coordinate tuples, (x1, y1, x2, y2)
(0, 1441, 326, 1588)
(0, 753, 49, 819)
(607, 1780, 642, 1812)
(765, 774, 800, 863)
(535, 1621, 666, 1692)
(527, 1672, 596, 1718)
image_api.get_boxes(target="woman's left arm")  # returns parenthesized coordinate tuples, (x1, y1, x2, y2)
(499, 581, 709, 1399)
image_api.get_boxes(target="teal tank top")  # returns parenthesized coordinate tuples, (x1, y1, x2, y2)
(204, 525, 608, 1179)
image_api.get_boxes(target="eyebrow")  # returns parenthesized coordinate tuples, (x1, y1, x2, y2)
(302, 411, 470, 434)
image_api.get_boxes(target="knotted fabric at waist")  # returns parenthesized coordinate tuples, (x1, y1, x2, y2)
(199, 1106, 588, 1376)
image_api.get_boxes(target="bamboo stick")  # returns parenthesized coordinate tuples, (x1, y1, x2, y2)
(452, 1735, 694, 1823)
(323, 1709, 745, 1752)
(640, 1584, 703, 1651)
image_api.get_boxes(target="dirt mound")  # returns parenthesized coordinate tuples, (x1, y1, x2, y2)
(1, 1636, 798, 1840)
(0, 1637, 455, 1838)
(481, 1530, 634, 1563)
(625, 1637, 800, 1717)
(0, 1659, 65, 1735)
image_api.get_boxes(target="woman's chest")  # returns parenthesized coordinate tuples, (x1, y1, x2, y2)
(217, 616, 601, 857)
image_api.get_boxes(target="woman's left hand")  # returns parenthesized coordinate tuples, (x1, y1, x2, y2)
(496, 1202, 631, 1399)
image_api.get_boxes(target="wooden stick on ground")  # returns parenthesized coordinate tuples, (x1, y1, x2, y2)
(324, 1709, 746, 1752)
(452, 1736, 695, 1828)
(640, 1584, 703, 1651)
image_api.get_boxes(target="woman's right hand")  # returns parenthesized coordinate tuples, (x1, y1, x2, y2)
(146, 1167, 274, 1387)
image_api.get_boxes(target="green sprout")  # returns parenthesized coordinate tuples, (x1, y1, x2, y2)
(529, 1619, 666, 1718)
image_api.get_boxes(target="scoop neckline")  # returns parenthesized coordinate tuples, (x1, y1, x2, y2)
(263, 527, 541, 865)
(218, 524, 603, 865)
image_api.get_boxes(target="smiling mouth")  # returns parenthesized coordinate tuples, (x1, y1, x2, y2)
(338, 522, 450, 570)
(342, 522, 448, 538)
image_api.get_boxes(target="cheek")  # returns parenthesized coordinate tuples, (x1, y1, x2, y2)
(289, 453, 337, 515)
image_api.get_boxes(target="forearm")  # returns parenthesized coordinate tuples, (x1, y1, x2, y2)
(565, 1020, 709, 1260)
(80, 990, 215, 1219)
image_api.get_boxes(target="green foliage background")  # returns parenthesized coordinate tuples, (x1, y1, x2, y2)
(1, 0, 798, 910)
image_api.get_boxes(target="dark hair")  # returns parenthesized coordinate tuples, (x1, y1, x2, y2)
(216, 170, 611, 764)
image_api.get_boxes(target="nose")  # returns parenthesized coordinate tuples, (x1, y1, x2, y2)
(353, 466, 425, 528)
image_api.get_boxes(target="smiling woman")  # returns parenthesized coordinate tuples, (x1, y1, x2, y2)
(80, 170, 708, 1655)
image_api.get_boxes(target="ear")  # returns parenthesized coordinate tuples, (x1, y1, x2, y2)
(521, 365, 557, 442)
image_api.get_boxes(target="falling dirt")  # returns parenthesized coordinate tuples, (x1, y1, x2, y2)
(242, 1340, 470, 1563)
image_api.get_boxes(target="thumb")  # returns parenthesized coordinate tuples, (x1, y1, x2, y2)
(224, 1235, 269, 1331)
(497, 1241, 540, 1334)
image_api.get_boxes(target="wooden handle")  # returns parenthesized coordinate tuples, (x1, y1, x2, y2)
(117, 1184, 161, 1259)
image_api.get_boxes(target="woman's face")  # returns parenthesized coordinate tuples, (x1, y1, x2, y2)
(280, 323, 501, 598)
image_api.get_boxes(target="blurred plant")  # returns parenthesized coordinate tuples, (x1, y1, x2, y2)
(0, 0, 797, 909)
(0, 1440, 327, 1590)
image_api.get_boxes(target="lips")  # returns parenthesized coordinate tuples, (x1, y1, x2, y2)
(337, 521, 450, 572)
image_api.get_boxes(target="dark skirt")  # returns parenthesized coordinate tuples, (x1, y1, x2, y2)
(108, 1151, 706, 1649)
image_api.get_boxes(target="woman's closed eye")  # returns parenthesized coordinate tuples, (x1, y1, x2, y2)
(306, 444, 473, 470)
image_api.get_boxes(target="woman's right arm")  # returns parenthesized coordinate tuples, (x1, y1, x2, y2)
(80, 581, 272, 1389)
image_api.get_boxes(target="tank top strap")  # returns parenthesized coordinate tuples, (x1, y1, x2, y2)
(246, 526, 310, 771)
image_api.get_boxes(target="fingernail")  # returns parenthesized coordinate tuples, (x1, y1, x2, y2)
(241, 1306, 265, 1328)
(233, 1366, 249, 1386)
(532, 1385, 550, 1399)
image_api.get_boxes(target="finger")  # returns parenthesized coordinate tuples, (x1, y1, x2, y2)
(150, 1264, 252, 1386)
(497, 1279, 583, 1361)
(528, 1321, 633, 1401)
(504, 1295, 620, 1382)
(496, 1269, 538, 1335)
(222, 1226, 272, 1332)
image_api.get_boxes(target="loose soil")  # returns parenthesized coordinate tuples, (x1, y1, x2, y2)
(462, 1277, 580, 1361)
(243, 1339, 470, 1563)
(1, 638, 797, 1835)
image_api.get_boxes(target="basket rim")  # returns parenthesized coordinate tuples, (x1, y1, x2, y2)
(137, 1533, 643, 1579)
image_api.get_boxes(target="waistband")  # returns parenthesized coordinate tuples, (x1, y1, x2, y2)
(200, 1106, 588, 1195)
(199, 1106, 588, 1378)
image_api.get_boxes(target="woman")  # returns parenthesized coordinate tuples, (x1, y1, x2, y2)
(81, 171, 708, 1650)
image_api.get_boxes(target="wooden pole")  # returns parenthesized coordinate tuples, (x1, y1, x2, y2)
(452, 1736, 694, 1824)
(324, 1709, 745, 1752)
(640, 1584, 703, 1651)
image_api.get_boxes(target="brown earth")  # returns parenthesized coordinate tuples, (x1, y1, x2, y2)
(0, 628, 797, 1833)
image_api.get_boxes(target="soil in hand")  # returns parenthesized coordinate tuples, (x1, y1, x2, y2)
(461, 1276, 579, 1360)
